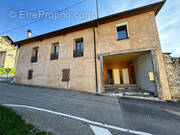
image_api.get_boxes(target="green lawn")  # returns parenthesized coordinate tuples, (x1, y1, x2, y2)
(0, 68, 16, 74)
(0, 105, 53, 135)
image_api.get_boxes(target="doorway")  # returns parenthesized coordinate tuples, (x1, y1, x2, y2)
(107, 69, 113, 84)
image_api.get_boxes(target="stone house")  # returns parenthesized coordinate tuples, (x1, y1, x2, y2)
(13, 1, 172, 100)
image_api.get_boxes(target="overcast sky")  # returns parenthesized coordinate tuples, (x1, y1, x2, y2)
(0, 0, 179, 56)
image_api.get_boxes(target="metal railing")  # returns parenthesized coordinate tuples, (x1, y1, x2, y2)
(31, 56, 38, 63)
(73, 49, 83, 57)
(50, 52, 58, 60)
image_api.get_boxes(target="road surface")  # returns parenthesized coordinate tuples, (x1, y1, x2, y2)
(0, 82, 180, 135)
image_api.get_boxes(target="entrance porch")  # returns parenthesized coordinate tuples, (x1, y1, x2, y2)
(99, 49, 160, 97)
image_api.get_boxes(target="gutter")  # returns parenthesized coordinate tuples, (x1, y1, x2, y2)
(91, 22, 98, 95)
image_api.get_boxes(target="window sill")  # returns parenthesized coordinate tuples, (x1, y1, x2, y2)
(50, 59, 58, 61)
(73, 56, 84, 58)
(31, 61, 37, 63)
(117, 37, 130, 41)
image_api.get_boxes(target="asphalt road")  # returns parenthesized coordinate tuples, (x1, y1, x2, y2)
(0, 82, 180, 135)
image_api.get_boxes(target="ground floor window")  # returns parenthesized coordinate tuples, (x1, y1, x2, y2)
(27, 70, 33, 80)
(62, 69, 70, 82)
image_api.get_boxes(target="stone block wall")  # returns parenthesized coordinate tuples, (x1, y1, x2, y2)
(163, 53, 180, 101)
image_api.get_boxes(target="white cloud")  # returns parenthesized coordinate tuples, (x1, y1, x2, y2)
(157, 0, 180, 57)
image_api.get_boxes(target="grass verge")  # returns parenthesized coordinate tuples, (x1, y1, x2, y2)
(0, 105, 53, 135)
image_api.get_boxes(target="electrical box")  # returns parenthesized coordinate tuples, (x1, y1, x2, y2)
(149, 72, 154, 81)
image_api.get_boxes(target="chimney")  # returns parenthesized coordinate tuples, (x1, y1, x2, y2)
(27, 29, 32, 38)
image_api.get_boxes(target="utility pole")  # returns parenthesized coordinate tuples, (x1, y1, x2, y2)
(96, 0, 99, 18)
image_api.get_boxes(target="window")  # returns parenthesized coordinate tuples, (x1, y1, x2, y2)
(31, 47, 38, 63)
(62, 69, 70, 82)
(27, 70, 33, 80)
(73, 38, 83, 57)
(8, 54, 13, 58)
(5, 43, 9, 47)
(0, 52, 6, 67)
(50, 43, 59, 60)
(117, 25, 128, 40)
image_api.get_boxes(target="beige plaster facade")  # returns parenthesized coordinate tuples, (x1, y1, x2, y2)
(14, 7, 172, 100)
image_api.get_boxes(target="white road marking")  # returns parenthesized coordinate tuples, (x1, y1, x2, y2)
(90, 125, 112, 135)
(163, 108, 180, 117)
(3, 104, 152, 135)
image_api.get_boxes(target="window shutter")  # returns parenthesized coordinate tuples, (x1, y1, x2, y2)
(62, 69, 70, 82)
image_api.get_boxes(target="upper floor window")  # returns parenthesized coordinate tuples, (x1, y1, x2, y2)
(31, 47, 38, 63)
(73, 38, 83, 58)
(116, 23, 128, 40)
(50, 43, 59, 60)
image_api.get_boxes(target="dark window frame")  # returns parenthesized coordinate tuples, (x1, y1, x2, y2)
(31, 47, 38, 63)
(117, 25, 129, 40)
(50, 43, 59, 60)
(27, 70, 33, 80)
(0, 52, 6, 68)
(73, 38, 84, 58)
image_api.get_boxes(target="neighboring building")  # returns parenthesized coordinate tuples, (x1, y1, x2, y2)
(13, 1, 172, 100)
(0, 36, 18, 69)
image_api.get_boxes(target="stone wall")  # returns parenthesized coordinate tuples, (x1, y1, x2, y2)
(163, 53, 180, 101)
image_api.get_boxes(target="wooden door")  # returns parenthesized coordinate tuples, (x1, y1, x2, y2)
(113, 69, 120, 84)
(122, 68, 130, 84)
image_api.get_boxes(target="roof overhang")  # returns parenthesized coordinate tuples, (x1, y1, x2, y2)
(0, 36, 13, 43)
(13, 0, 166, 46)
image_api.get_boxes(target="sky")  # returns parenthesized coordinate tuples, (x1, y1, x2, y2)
(0, 0, 179, 56)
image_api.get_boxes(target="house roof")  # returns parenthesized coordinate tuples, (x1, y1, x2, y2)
(13, 0, 166, 46)
(0, 36, 13, 43)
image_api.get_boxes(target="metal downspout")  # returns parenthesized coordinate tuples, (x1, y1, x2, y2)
(92, 22, 98, 95)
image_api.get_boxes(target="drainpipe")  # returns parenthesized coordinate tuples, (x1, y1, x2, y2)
(91, 22, 98, 95)
(14, 47, 18, 68)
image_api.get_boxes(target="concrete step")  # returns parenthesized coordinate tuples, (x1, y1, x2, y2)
(103, 89, 154, 97)
(104, 84, 140, 91)
(104, 85, 154, 97)
(123, 91, 153, 97)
